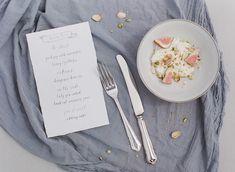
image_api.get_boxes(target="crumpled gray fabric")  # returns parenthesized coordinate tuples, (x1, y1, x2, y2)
(0, 0, 227, 171)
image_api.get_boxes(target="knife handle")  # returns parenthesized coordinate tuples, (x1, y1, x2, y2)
(137, 116, 157, 164)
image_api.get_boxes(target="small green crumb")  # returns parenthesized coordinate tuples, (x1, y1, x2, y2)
(125, 18, 132, 22)
(182, 117, 188, 123)
(117, 23, 124, 29)
(154, 61, 160, 66)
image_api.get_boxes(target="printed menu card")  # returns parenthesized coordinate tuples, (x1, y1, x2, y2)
(26, 22, 109, 137)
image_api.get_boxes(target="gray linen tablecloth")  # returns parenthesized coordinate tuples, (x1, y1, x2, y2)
(0, 0, 227, 171)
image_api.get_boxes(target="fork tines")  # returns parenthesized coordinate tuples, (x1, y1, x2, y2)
(98, 63, 116, 90)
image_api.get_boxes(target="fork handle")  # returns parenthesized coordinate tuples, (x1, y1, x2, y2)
(113, 98, 141, 151)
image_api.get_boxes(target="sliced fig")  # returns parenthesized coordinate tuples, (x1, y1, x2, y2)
(184, 55, 199, 65)
(154, 37, 173, 49)
(163, 69, 173, 84)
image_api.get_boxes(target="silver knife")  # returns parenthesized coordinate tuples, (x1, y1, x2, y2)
(116, 54, 157, 165)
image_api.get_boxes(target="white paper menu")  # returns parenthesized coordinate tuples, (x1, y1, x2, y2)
(26, 22, 109, 137)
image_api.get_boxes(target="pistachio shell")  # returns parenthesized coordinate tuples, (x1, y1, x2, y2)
(91, 14, 102, 22)
(117, 11, 126, 19)
(171, 130, 182, 139)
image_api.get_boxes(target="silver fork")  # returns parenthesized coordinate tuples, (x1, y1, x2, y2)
(98, 63, 141, 151)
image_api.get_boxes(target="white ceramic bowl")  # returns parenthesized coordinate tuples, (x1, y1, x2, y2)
(137, 19, 220, 102)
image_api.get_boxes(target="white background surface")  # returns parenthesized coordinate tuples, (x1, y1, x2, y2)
(0, 0, 234, 171)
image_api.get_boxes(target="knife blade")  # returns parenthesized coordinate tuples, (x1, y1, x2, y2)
(116, 54, 157, 165)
